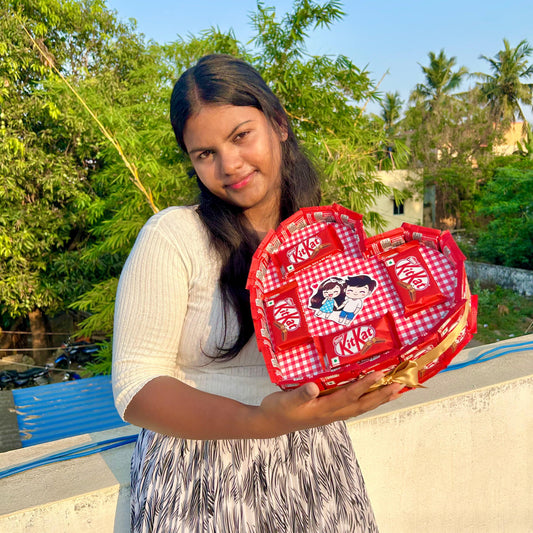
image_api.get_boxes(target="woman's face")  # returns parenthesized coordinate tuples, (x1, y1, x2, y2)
(183, 104, 286, 234)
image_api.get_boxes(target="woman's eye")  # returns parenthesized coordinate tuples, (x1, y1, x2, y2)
(198, 150, 214, 160)
(234, 130, 250, 142)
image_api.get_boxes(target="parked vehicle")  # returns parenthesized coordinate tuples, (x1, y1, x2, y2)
(0, 366, 50, 390)
(54, 338, 101, 369)
(62, 371, 82, 381)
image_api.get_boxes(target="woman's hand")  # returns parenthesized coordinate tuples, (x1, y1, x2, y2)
(253, 372, 402, 438)
(123, 373, 402, 440)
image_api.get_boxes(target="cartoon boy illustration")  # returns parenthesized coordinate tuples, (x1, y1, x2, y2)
(337, 275, 377, 325)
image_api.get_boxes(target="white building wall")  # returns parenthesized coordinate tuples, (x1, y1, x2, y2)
(369, 169, 424, 234)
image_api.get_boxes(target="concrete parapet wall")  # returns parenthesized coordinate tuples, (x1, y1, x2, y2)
(0, 425, 136, 532)
(466, 260, 533, 296)
(1, 336, 532, 532)
(350, 373, 533, 531)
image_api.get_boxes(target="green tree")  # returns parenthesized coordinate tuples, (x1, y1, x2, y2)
(403, 51, 498, 229)
(380, 91, 403, 133)
(0, 0, 156, 362)
(476, 38, 533, 125)
(410, 49, 468, 109)
(474, 166, 533, 269)
(376, 91, 406, 170)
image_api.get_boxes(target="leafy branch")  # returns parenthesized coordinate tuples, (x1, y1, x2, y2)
(17, 15, 159, 214)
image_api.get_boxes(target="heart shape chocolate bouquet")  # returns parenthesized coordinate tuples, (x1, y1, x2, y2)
(247, 204, 478, 393)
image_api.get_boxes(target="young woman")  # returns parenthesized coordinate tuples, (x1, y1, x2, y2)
(112, 54, 402, 533)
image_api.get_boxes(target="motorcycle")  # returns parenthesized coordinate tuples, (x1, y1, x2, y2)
(62, 371, 82, 381)
(0, 366, 50, 389)
(54, 338, 101, 369)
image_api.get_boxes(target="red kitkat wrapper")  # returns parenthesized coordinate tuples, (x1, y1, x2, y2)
(379, 241, 448, 316)
(402, 222, 441, 250)
(272, 224, 343, 278)
(418, 328, 471, 384)
(364, 228, 406, 257)
(437, 300, 468, 340)
(316, 350, 401, 391)
(317, 313, 400, 369)
(264, 282, 311, 351)
(331, 203, 366, 236)
(400, 332, 440, 362)
(439, 231, 466, 269)
(468, 294, 478, 335)
(299, 206, 337, 225)
(348, 349, 401, 376)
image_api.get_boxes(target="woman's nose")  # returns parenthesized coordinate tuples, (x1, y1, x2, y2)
(218, 146, 243, 175)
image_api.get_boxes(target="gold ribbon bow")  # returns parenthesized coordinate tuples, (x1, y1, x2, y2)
(368, 359, 425, 391)
(368, 300, 471, 392)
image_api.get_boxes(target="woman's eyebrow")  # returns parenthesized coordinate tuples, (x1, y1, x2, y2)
(188, 120, 255, 155)
(226, 119, 254, 140)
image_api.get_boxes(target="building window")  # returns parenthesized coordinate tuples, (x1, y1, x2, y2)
(393, 200, 405, 215)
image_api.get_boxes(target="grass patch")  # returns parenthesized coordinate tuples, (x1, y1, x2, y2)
(472, 283, 533, 344)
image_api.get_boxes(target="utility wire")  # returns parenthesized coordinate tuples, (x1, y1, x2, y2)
(0, 435, 139, 479)
(442, 340, 533, 372)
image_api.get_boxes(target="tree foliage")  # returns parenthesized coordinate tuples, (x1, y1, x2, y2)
(474, 165, 533, 269)
(410, 49, 468, 109)
(1, 0, 407, 367)
(402, 50, 500, 229)
(476, 38, 533, 125)
(380, 92, 403, 133)
(0, 0, 152, 361)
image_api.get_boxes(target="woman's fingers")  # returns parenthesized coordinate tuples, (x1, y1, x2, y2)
(295, 381, 321, 403)
(259, 372, 403, 435)
(312, 372, 402, 421)
(336, 379, 404, 418)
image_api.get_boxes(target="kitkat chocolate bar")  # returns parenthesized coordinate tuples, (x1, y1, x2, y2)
(271, 224, 344, 278)
(379, 241, 449, 316)
(317, 313, 400, 369)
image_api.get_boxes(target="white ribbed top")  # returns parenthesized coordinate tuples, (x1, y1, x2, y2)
(112, 206, 278, 419)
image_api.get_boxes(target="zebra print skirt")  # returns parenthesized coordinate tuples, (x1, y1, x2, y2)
(130, 421, 378, 532)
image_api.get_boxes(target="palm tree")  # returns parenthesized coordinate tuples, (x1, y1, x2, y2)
(378, 91, 404, 169)
(476, 38, 533, 124)
(380, 91, 403, 133)
(410, 49, 468, 109)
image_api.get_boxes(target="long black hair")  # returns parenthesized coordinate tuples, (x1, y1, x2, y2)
(170, 54, 321, 359)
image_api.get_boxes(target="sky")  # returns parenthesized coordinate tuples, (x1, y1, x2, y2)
(106, 0, 533, 119)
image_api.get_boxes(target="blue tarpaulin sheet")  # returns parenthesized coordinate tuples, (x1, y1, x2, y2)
(12, 375, 128, 447)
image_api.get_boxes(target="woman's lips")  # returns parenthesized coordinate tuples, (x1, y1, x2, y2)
(226, 172, 254, 190)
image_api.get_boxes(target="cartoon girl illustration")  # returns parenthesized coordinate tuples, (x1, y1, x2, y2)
(337, 274, 377, 325)
(308, 277, 346, 318)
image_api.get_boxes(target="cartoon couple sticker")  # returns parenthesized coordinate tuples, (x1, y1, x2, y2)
(309, 274, 378, 326)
